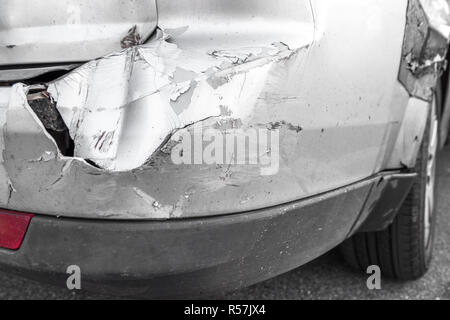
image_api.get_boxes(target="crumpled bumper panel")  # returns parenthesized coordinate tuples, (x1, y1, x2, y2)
(0, 0, 445, 220)
(46, 33, 300, 171)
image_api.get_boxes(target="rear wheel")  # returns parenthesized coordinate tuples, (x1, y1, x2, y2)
(340, 96, 439, 280)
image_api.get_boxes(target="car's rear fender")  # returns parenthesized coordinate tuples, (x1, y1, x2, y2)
(0, 0, 449, 220)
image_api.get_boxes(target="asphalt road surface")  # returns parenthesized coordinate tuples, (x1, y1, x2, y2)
(1, 148, 450, 300)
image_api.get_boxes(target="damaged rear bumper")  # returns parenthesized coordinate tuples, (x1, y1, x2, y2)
(0, 0, 436, 220)
(0, 171, 414, 298)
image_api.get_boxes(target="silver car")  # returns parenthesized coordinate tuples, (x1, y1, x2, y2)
(0, 0, 449, 297)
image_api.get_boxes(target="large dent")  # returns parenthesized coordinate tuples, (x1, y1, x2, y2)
(0, 0, 426, 220)
(46, 30, 302, 171)
(1, 24, 312, 219)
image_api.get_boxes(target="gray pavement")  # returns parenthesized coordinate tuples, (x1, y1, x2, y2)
(1, 148, 450, 300)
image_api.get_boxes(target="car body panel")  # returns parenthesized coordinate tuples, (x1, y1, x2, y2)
(0, 0, 157, 67)
(0, 0, 449, 220)
(0, 63, 81, 82)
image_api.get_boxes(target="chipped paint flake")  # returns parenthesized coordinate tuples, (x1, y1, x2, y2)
(45, 30, 304, 172)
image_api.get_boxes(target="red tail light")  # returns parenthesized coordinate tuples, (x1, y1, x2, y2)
(0, 209, 34, 250)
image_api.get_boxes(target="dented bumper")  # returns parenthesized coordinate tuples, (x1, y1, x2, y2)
(0, 0, 449, 221)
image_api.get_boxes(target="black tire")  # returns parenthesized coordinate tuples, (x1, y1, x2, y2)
(340, 97, 439, 280)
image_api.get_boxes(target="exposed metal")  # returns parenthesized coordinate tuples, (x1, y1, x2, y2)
(46, 33, 302, 171)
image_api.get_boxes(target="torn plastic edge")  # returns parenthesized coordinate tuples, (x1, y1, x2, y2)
(398, 0, 450, 101)
(40, 31, 304, 172)
(9, 84, 92, 167)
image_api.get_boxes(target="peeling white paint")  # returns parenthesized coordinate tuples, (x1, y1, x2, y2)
(47, 33, 302, 171)
(0, 0, 435, 220)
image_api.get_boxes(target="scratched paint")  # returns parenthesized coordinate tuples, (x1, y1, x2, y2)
(0, 0, 446, 220)
(46, 32, 301, 171)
